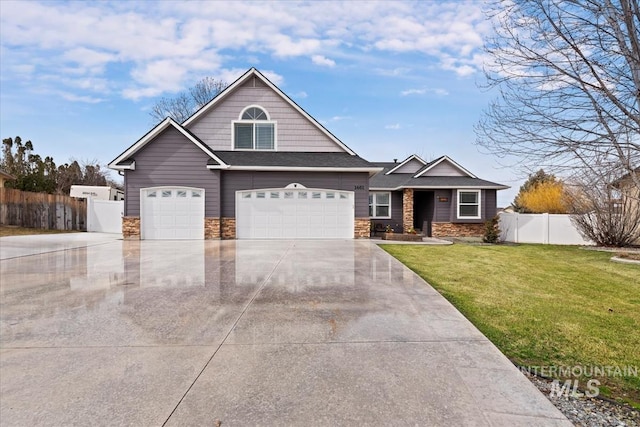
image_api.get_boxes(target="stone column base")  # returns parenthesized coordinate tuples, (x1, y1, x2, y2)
(204, 217, 221, 239)
(122, 216, 140, 240)
(354, 218, 371, 238)
(432, 222, 484, 238)
(221, 217, 236, 239)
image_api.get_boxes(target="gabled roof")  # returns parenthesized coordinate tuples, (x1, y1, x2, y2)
(182, 68, 357, 155)
(369, 155, 508, 190)
(413, 155, 476, 178)
(385, 154, 427, 175)
(108, 117, 228, 170)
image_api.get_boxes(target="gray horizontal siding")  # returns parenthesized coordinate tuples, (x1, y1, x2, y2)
(124, 127, 220, 217)
(422, 161, 466, 177)
(394, 159, 424, 174)
(484, 189, 497, 219)
(449, 189, 493, 224)
(434, 190, 452, 222)
(187, 80, 345, 152)
(369, 190, 403, 232)
(221, 171, 369, 217)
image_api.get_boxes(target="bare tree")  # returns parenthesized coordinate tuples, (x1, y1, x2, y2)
(190, 77, 228, 108)
(566, 168, 640, 246)
(149, 77, 228, 124)
(476, 0, 640, 185)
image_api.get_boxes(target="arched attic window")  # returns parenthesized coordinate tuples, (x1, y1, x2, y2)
(233, 105, 276, 150)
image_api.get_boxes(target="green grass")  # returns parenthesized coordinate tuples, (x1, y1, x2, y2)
(382, 243, 640, 407)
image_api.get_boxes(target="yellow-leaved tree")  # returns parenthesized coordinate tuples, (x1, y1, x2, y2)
(518, 181, 568, 214)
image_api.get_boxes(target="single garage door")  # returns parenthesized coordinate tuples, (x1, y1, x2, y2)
(236, 186, 354, 239)
(141, 187, 204, 240)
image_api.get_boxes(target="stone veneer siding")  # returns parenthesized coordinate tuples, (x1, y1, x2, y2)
(122, 216, 140, 240)
(402, 189, 414, 233)
(432, 222, 484, 238)
(221, 217, 236, 239)
(354, 218, 371, 238)
(204, 217, 221, 239)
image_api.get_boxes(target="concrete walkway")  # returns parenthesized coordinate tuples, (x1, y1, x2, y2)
(0, 238, 570, 426)
(0, 232, 122, 260)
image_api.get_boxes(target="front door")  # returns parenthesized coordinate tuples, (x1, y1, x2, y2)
(413, 191, 434, 236)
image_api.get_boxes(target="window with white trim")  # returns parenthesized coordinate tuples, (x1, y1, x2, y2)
(457, 190, 481, 219)
(233, 106, 276, 150)
(369, 192, 391, 218)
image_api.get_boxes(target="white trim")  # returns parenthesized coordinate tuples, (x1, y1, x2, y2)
(369, 191, 392, 219)
(207, 165, 383, 176)
(414, 156, 477, 178)
(385, 154, 427, 175)
(236, 185, 353, 194)
(182, 68, 357, 155)
(457, 189, 481, 220)
(231, 120, 277, 151)
(108, 118, 228, 170)
(370, 185, 509, 191)
(111, 160, 136, 171)
(285, 183, 306, 189)
(238, 104, 271, 120)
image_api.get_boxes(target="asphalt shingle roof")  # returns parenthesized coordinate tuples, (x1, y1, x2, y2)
(369, 164, 508, 189)
(210, 151, 375, 168)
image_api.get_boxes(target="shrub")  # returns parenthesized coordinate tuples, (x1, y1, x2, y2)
(483, 216, 501, 243)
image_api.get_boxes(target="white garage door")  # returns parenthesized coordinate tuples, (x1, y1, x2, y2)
(141, 187, 204, 240)
(236, 186, 354, 239)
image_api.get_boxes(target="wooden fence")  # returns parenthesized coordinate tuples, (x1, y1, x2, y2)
(0, 188, 86, 231)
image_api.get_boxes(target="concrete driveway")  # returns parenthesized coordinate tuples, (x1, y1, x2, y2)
(0, 236, 570, 426)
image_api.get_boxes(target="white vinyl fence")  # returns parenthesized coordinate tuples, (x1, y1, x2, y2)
(87, 198, 123, 234)
(498, 212, 593, 245)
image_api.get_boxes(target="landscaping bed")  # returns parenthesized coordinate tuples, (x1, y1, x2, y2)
(380, 232, 423, 242)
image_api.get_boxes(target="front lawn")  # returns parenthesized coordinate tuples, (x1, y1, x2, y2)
(382, 243, 640, 407)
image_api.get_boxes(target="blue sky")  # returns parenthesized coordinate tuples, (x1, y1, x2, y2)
(1, 0, 522, 206)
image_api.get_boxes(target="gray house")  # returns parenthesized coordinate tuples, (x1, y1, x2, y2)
(109, 68, 507, 240)
(109, 68, 381, 240)
(369, 155, 508, 237)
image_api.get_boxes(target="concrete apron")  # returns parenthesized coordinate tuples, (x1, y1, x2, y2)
(0, 239, 571, 426)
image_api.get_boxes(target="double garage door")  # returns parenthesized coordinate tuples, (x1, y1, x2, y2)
(236, 188, 354, 239)
(141, 186, 354, 240)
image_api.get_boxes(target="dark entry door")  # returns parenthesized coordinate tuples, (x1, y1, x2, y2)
(414, 191, 434, 236)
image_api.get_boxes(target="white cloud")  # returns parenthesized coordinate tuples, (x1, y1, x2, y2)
(62, 48, 115, 74)
(59, 92, 104, 104)
(401, 88, 427, 96)
(311, 55, 336, 67)
(293, 91, 308, 99)
(401, 87, 449, 96)
(376, 67, 411, 77)
(0, 1, 489, 101)
(385, 123, 401, 130)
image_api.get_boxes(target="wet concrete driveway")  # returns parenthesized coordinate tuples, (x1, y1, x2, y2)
(0, 237, 570, 426)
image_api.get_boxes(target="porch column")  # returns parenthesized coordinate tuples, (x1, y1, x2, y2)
(402, 188, 414, 233)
